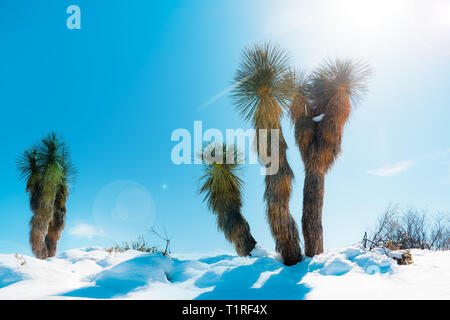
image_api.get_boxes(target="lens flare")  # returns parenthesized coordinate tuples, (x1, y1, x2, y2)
(93, 180, 156, 240)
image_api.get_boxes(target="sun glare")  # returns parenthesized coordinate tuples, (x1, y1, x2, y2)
(337, 0, 408, 32)
(438, 3, 450, 27)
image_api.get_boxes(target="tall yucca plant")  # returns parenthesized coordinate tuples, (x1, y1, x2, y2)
(198, 143, 256, 256)
(232, 43, 302, 265)
(290, 59, 372, 256)
(17, 132, 75, 259)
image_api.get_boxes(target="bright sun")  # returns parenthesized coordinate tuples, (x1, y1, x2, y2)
(270, 0, 450, 55)
(336, 0, 408, 32)
(438, 2, 450, 26)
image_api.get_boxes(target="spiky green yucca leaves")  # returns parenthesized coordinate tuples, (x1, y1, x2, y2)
(17, 132, 75, 259)
(17, 148, 41, 212)
(232, 43, 295, 128)
(289, 59, 372, 257)
(232, 43, 302, 266)
(198, 144, 256, 256)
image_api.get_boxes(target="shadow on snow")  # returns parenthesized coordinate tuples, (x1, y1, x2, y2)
(194, 257, 312, 300)
(61, 253, 171, 299)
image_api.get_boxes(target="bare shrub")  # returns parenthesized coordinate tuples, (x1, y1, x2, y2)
(150, 227, 171, 256)
(365, 204, 449, 251)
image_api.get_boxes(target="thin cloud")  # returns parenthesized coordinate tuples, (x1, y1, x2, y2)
(368, 160, 415, 177)
(198, 86, 234, 110)
(198, 74, 251, 110)
(69, 223, 106, 239)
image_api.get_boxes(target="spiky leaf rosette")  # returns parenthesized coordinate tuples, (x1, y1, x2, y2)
(197, 143, 244, 215)
(308, 58, 373, 113)
(17, 132, 76, 203)
(231, 43, 296, 129)
(35, 132, 76, 210)
(17, 148, 40, 192)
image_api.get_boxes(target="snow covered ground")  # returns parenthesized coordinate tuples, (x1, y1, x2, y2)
(0, 244, 448, 300)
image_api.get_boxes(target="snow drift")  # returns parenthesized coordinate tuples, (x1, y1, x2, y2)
(0, 244, 448, 299)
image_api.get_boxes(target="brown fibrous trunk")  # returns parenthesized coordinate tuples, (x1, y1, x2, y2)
(264, 129, 302, 266)
(291, 89, 352, 257)
(45, 201, 66, 258)
(302, 170, 324, 257)
(220, 206, 257, 257)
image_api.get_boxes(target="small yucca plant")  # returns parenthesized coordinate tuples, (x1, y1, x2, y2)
(197, 143, 256, 256)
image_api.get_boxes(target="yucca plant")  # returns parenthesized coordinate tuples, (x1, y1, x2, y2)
(198, 143, 256, 256)
(17, 132, 75, 259)
(290, 59, 372, 256)
(232, 43, 302, 265)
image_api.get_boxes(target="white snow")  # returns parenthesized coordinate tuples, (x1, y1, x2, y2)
(312, 113, 325, 122)
(0, 244, 448, 300)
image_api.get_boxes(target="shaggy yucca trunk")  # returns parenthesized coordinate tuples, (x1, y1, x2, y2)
(30, 168, 59, 259)
(26, 176, 47, 259)
(218, 206, 256, 256)
(302, 170, 324, 256)
(305, 90, 351, 173)
(45, 186, 67, 257)
(255, 96, 302, 265)
(302, 90, 351, 256)
(290, 92, 314, 164)
(263, 130, 301, 265)
(30, 206, 53, 260)
(290, 92, 325, 256)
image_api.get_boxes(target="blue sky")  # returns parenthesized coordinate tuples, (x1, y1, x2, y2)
(1, 0, 449, 255)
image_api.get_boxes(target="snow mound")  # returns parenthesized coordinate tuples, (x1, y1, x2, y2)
(0, 245, 448, 299)
(250, 244, 277, 258)
(308, 245, 394, 276)
(313, 113, 325, 122)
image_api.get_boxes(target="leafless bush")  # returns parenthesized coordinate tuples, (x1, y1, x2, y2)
(150, 227, 171, 256)
(364, 204, 449, 251)
(107, 236, 161, 254)
(429, 214, 450, 250)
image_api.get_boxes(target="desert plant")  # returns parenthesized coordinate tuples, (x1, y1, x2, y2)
(198, 143, 256, 256)
(107, 232, 172, 256)
(231, 43, 301, 265)
(290, 59, 373, 257)
(108, 236, 160, 254)
(365, 204, 450, 251)
(150, 227, 172, 256)
(17, 132, 75, 259)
